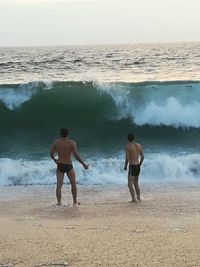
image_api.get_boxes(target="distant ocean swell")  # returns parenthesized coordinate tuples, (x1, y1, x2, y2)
(0, 80, 200, 128)
(0, 153, 200, 186)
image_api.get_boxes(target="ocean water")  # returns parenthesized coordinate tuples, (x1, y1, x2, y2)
(0, 43, 200, 186)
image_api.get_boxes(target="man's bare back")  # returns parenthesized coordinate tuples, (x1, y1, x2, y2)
(51, 138, 76, 164)
(125, 142, 142, 165)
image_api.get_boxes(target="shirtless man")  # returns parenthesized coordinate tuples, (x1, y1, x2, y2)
(50, 128, 88, 206)
(124, 133, 144, 203)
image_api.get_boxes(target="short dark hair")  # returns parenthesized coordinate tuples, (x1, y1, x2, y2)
(60, 128, 69, 138)
(128, 133, 135, 142)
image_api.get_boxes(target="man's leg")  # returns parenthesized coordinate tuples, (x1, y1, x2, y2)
(67, 169, 80, 206)
(128, 175, 137, 202)
(56, 169, 64, 205)
(134, 176, 141, 201)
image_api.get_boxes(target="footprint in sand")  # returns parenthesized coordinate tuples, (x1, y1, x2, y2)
(34, 261, 69, 266)
(169, 224, 185, 232)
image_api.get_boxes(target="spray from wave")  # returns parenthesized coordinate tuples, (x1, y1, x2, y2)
(0, 81, 53, 110)
(97, 81, 200, 128)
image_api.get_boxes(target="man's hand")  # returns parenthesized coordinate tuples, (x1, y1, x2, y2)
(124, 159, 128, 171)
(83, 163, 89, 170)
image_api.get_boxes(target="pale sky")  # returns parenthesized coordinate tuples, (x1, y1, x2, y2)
(0, 0, 200, 46)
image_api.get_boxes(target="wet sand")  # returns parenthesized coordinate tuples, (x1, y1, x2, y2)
(0, 183, 200, 267)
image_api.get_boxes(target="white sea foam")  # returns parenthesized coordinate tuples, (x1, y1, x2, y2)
(134, 97, 200, 127)
(0, 153, 200, 186)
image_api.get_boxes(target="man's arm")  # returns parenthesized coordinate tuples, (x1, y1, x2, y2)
(139, 145, 144, 166)
(124, 145, 129, 170)
(50, 142, 58, 163)
(72, 142, 89, 169)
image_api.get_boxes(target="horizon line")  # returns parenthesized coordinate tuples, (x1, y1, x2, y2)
(0, 40, 200, 48)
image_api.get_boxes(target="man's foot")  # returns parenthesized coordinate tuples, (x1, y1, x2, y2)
(73, 201, 81, 206)
(137, 196, 141, 202)
(129, 200, 139, 204)
(56, 202, 62, 206)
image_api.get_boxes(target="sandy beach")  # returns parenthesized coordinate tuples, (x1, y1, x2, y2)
(0, 183, 200, 267)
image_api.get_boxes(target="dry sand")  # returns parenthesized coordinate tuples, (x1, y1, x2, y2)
(0, 183, 200, 267)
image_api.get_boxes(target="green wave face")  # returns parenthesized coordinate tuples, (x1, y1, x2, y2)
(0, 80, 200, 159)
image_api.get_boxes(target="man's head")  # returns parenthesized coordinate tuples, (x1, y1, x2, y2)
(60, 128, 69, 138)
(128, 133, 135, 142)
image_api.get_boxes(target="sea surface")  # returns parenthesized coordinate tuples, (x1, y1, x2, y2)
(0, 43, 200, 186)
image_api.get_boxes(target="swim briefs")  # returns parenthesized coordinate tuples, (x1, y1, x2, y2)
(57, 163, 73, 174)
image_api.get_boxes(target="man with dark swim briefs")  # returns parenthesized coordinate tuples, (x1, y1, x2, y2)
(124, 133, 144, 203)
(50, 128, 89, 206)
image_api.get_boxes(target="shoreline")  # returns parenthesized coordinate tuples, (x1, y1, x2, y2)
(0, 183, 200, 266)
